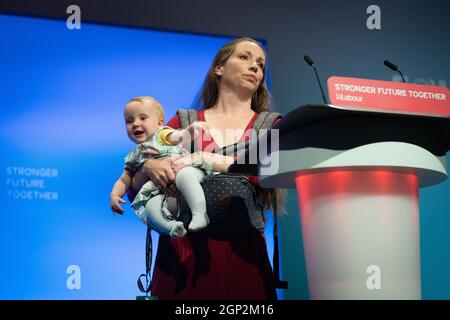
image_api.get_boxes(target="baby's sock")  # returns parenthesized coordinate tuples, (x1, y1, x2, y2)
(169, 221, 187, 238)
(188, 213, 209, 232)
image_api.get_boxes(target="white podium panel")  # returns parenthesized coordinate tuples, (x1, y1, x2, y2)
(296, 170, 421, 299)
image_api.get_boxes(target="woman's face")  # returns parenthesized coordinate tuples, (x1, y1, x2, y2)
(215, 41, 266, 95)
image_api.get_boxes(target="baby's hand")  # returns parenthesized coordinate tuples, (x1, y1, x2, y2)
(187, 121, 210, 139)
(110, 195, 126, 215)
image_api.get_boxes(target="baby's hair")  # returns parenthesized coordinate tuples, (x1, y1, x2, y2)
(128, 96, 164, 122)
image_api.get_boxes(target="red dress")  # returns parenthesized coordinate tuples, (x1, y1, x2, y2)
(150, 110, 280, 300)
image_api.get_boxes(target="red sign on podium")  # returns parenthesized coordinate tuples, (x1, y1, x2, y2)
(328, 76, 450, 116)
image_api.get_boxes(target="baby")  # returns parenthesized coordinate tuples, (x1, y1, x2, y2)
(110, 96, 212, 237)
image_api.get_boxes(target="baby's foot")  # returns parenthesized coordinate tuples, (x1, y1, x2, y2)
(188, 214, 209, 232)
(169, 221, 187, 238)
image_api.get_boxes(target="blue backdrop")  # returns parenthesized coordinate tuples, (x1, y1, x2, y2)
(0, 14, 279, 299)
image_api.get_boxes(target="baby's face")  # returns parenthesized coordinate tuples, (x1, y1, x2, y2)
(124, 100, 162, 144)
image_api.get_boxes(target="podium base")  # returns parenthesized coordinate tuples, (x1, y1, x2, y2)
(296, 169, 421, 300)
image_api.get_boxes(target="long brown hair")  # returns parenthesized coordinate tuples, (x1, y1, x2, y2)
(199, 37, 270, 113)
(198, 37, 287, 214)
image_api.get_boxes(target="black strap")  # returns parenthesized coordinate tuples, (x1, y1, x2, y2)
(272, 190, 288, 289)
(137, 186, 176, 296)
(137, 225, 152, 295)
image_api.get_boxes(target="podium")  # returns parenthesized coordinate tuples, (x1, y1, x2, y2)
(229, 103, 450, 299)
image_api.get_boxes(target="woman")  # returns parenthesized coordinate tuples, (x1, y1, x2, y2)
(129, 37, 282, 299)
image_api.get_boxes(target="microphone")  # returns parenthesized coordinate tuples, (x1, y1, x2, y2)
(384, 60, 406, 83)
(304, 55, 314, 67)
(303, 55, 328, 104)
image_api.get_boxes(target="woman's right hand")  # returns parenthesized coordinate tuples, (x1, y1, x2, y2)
(133, 157, 178, 197)
(146, 157, 176, 188)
